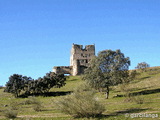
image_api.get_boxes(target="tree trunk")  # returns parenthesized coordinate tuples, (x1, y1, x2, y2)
(14, 92, 18, 98)
(105, 86, 109, 99)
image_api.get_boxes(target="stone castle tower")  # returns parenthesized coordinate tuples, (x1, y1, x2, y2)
(53, 44, 95, 76)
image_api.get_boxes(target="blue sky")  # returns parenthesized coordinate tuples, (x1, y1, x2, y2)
(0, 0, 160, 86)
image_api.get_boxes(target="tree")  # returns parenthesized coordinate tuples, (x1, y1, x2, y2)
(22, 72, 66, 95)
(4, 74, 32, 97)
(83, 49, 130, 99)
(135, 62, 150, 71)
(4, 72, 66, 97)
(43, 72, 66, 89)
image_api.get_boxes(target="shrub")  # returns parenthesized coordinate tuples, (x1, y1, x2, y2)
(9, 101, 19, 110)
(3, 98, 19, 119)
(32, 101, 43, 112)
(55, 84, 105, 118)
(124, 94, 145, 104)
(23, 96, 43, 111)
(119, 83, 131, 97)
(133, 95, 144, 104)
(3, 108, 18, 119)
(119, 83, 135, 102)
(23, 96, 40, 105)
(33, 104, 42, 112)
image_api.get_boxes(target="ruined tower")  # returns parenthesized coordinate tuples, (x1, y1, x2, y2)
(70, 44, 95, 75)
(53, 44, 95, 76)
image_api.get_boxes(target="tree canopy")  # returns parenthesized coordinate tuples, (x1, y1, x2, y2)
(83, 49, 131, 99)
(4, 72, 66, 97)
(135, 62, 150, 71)
(4, 74, 32, 97)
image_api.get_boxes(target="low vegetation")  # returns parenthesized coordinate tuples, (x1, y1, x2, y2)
(0, 67, 160, 119)
(3, 108, 18, 119)
(55, 84, 105, 118)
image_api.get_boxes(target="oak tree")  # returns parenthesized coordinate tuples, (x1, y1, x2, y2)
(83, 49, 130, 99)
(135, 62, 150, 71)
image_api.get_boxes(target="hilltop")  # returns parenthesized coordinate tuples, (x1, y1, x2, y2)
(0, 67, 160, 120)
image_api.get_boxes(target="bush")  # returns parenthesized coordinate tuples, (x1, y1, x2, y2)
(3, 98, 19, 119)
(23, 96, 43, 111)
(133, 95, 144, 104)
(23, 96, 40, 105)
(32, 101, 43, 112)
(124, 94, 145, 104)
(119, 83, 131, 97)
(55, 84, 105, 118)
(9, 101, 19, 110)
(4, 108, 18, 119)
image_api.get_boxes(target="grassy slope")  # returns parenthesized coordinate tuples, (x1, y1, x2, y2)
(0, 67, 160, 120)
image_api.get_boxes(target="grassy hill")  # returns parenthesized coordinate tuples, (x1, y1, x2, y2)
(0, 67, 160, 120)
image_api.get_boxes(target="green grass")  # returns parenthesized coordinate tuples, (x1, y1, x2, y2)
(0, 68, 160, 120)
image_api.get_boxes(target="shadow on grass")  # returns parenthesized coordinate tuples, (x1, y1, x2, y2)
(139, 76, 151, 80)
(43, 91, 72, 97)
(68, 79, 79, 82)
(129, 86, 152, 92)
(112, 108, 148, 115)
(130, 88, 160, 96)
(19, 91, 72, 98)
(114, 88, 160, 98)
(96, 108, 149, 119)
(75, 108, 148, 119)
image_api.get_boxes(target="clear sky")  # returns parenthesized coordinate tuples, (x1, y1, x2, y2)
(0, 0, 160, 86)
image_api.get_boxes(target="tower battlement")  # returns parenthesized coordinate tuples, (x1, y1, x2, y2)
(71, 44, 95, 51)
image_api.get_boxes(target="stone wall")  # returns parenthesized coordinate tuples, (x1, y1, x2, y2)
(53, 66, 72, 75)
